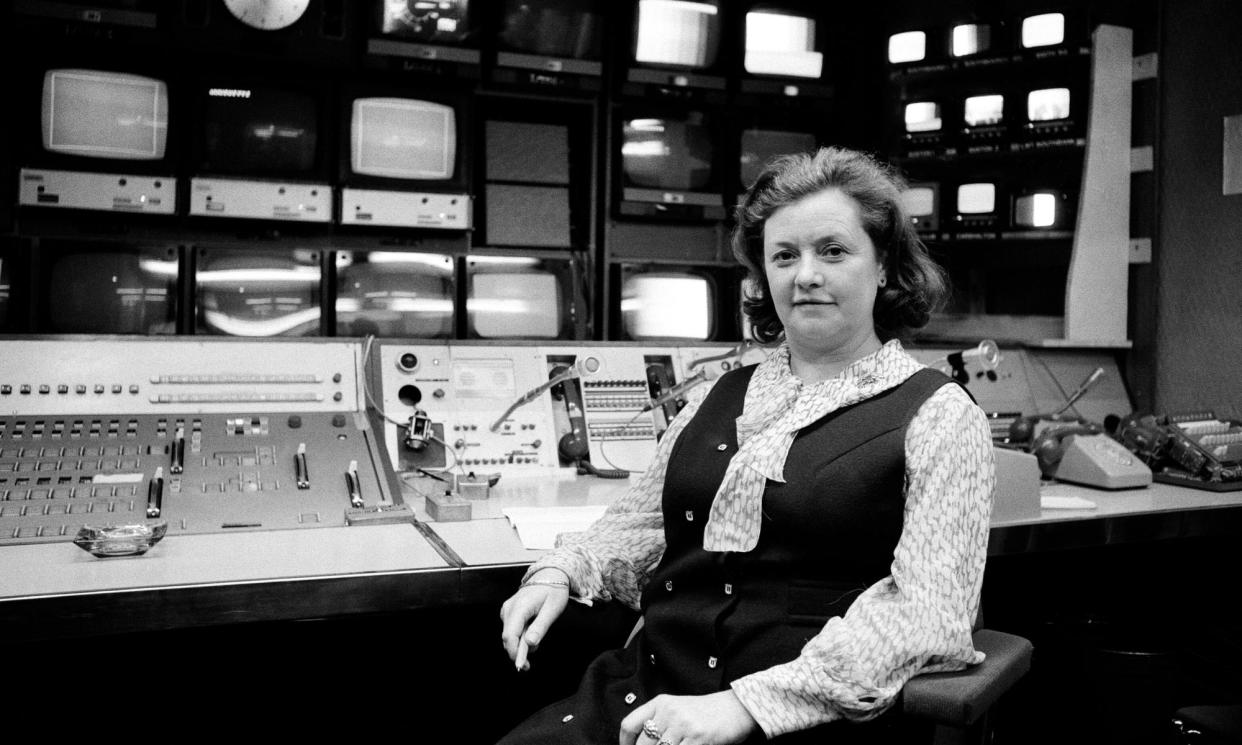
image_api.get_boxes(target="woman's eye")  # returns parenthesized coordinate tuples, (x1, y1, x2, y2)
(818, 243, 846, 257)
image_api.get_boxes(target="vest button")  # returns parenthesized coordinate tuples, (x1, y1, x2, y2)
(724, 583, 733, 595)
(625, 692, 637, 705)
(650, 653, 657, 665)
(685, 510, 694, 521)
(664, 580, 673, 591)
(716, 443, 728, 451)
(707, 656, 718, 669)
(562, 714, 574, 723)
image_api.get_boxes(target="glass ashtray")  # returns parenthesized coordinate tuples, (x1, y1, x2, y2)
(73, 522, 168, 558)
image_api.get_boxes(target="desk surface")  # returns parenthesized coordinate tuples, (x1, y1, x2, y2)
(3, 470, 1241, 638)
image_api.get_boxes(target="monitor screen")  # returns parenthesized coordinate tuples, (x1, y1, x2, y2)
(1013, 191, 1061, 228)
(335, 251, 454, 337)
(497, 0, 603, 59)
(380, 0, 473, 44)
(744, 9, 823, 79)
(902, 185, 937, 221)
(195, 248, 321, 336)
(201, 84, 318, 177)
(466, 259, 565, 338)
(963, 94, 1004, 127)
(1028, 88, 1071, 122)
(739, 128, 815, 188)
(951, 23, 992, 57)
(904, 102, 942, 133)
(621, 271, 712, 340)
(1021, 13, 1065, 48)
(43, 244, 177, 334)
(622, 113, 715, 191)
(888, 31, 926, 64)
(42, 69, 168, 161)
(633, 0, 721, 70)
(957, 183, 996, 214)
(351, 97, 456, 180)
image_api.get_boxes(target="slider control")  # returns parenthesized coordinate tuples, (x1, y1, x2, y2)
(345, 460, 363, 508)
(171, 425, 185, 474)
(295, 443, 310, 490)
(146, 467, 165, 518)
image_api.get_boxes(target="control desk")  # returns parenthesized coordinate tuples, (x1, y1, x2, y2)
(2, 336, 1239, 640)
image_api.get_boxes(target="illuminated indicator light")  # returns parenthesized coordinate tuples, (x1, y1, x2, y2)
(964, 95, 1004, 126)
(951, 24, 991, 57)
(1022, 13, 1065, 48)
(904, 102, 942, 133)
(957, 183, 996, 214)
(1028, 88, 1071, 121)
(888, 31, 926, 63)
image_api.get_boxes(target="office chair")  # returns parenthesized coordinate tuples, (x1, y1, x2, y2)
(901, 627, 1034, 745)
(1170, 704, 1242, 744)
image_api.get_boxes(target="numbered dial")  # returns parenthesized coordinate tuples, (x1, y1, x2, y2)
(222, 0, 311, 30)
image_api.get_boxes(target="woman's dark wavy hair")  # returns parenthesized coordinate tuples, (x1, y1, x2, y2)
(731, 146, 949, 344)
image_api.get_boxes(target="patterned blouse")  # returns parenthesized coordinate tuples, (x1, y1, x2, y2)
(525, 340, 996, 739)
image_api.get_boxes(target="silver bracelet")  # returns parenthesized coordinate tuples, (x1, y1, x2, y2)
(521, 578, 569, 589)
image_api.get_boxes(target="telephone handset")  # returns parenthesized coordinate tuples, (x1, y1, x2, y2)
(549, 364, 590, 462)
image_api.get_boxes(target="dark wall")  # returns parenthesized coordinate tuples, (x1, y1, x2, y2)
(1154, 0, 1242, 418)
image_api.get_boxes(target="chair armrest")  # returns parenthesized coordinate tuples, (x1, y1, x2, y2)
(901, 629, 1034, 727)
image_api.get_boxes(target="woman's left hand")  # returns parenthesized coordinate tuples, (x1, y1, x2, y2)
(619, 690, 759, 745)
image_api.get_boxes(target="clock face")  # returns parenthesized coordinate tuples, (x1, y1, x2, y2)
(222, 0, 312, 31)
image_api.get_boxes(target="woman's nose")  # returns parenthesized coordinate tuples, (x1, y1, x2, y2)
(794, 256, 823, 287)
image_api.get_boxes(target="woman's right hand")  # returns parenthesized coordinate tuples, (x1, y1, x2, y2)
(500, 568, 571, 671)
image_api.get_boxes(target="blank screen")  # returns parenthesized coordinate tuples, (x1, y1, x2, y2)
(622, 273, 711, 340)
(42, 69, 168, 160)
(957, 183, 996, 214)
(904, 102, 942, 133)
(202, 86, 317, 176)
(634, 0, 720, 69)
(744, 10, 823, 78)
(352, 97, 456, 180)
(196, 249, 321, 337)
(381, 0, 472, 43)
(1014, 192, 1059, 227)
(740, 129, 815, 188)
(964, 95, 1004, 126)
(46, 247, 177, 334)
(902, 186, 936, 218)
(468, 272, 562, 338)
(951, 24, 991, 57)
(1028, 88, 1071, 121)
(622, 115, 714, 191)
(498, 0, 602, 59)
(1022, 13, 1065, 48)
(335, 252, 454, 337)
(888, 31, 926, 64)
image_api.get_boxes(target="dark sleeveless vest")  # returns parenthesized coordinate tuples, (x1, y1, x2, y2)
(635, 365, 954, 694)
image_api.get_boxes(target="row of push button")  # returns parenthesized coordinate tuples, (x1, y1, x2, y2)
(0, 384, 139, 395)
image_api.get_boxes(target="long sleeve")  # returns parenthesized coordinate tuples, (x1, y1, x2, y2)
(730, 383, 996, 738)
(524, 385, 713, 609)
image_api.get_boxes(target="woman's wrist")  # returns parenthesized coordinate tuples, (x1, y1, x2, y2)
(521, 567, 571, 590)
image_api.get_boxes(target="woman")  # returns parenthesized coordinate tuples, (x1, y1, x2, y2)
(498, 147, 996, 745)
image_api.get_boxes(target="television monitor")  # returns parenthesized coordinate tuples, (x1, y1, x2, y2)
(495, 0, 603, 61)
(904, 101, 943, 133)
(632, 0, 721, 70)
(619, 269, 714, 341)
(618, 108, 723, 218)
(1021, 12, 1064, 49)
(887, 30, 926, 64)
(38, 242, 178, 335)
(334, 251, 454, 337)
(957, 183, 996, 215)
(346, 95, 458, 184)
(743, 6, 824, 79)
(198, 80, 323, 180)
(963, 94, 1004, 127)
(951, 23, 993, 57)
(195, 247, 322, 337)
(739, 128, 816, 189)
(38, 68, 170, 172)
(1027, 87, 1071, 124)
(1012, 189, 1070, 230)
(901, 183, 939, 232)
(379, 0, 474, 45)
(465, 256, 575, 339)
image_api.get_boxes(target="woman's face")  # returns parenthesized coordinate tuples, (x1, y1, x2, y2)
(762, 188, 885, 359)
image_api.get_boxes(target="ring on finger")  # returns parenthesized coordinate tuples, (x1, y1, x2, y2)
(657, 739, 674, 745)
(641, 719, 662, 740)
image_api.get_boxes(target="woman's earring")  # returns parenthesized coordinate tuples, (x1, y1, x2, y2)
(878, 276, 887, 288)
